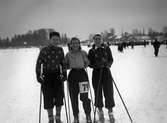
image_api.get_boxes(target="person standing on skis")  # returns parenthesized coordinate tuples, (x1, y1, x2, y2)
(65, 37, 92, 123)
(88, 34, 115, 122)
(36, 31, 67, 123)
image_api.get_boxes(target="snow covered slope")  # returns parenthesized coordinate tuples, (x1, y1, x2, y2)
(0, 45, 167, 123)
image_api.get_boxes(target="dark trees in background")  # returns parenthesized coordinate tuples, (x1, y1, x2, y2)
(0, 28, 70, 48)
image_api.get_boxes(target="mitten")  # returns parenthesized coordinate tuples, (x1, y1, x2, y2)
(60, 72, 67, 82)
(37, 74, 45, 84)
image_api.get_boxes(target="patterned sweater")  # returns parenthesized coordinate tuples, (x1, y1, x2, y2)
(36, 44, 66, 78)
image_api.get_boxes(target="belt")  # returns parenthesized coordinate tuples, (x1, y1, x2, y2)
(71, 68, 84, 71)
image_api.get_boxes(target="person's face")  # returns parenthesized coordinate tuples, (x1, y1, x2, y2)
(94, 35, 102, 47)
(50, 35, 60, 46)
(71, 39, 80, 51)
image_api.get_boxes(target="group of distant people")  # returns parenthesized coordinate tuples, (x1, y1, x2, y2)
(117, 38, 162, 57)
(36, 31, 115, 123)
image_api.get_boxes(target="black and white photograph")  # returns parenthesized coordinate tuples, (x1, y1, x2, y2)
(0, 0, 167, 123)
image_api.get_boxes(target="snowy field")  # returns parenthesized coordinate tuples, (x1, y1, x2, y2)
(0, 45, 167, 123)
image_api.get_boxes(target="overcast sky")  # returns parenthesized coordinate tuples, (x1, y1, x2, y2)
(0, 0, 167, 40)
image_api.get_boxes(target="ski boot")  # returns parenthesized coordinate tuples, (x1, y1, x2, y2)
(55, 115, 62, 123)
(48, 115, 54, 123)
(98, 109, 104, 122)
(86, 115, 92, 123)
(73, 115, 79, 123)
(108, 111, 115, 123)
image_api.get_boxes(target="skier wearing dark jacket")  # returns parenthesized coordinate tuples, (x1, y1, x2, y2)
(152, 38, 161, 57)
(88, 34, 115, 122)
(36, 31, 67, 123)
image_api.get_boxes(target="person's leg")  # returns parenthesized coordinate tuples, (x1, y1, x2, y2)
(102, 68, 115, 121)
(155, 49, 158, 56)
(69, 81, 79, 121)
(47, 108, 54, 123)
(42, 82, 55, 123)
(79, 70, 92, 117)
(92, 69, 104, 121)
(54, 78, 64, 123)
(80, 92, 92, 122)
(68, 70, 80, 122)
(92, 69, 104, 108)
(102, 68, 115, 110)
(55, 106, 62, 123)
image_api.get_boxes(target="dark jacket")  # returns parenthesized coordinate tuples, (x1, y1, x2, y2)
(152, 40, 160, 50)
(88, 44, 113, 69)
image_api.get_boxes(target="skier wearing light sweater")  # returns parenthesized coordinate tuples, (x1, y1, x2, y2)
(65, 37, 92, 123)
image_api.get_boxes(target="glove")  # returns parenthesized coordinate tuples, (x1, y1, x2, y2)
(104, 62, 111, 68)
(60, 72, 67, 82)
(37, 74, 45, 84)
(98, 58, 107, 68)
(101, 58, 112, 68)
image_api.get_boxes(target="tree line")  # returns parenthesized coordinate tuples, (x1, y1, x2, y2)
(0, 27, 167, 49)
(0, 28, 70, 48)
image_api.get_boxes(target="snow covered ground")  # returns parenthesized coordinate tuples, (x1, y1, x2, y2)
(0, 44, 167, 123)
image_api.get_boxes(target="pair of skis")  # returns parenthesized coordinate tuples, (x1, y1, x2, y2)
(39, 65, 133, 123)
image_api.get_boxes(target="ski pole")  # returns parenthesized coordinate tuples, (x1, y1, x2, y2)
(59, 65, 70, 123)
(39, 64, 43, 123)
(66, 81, 71, 123)
(112, 79, 133, 123)
(93, 68, 103, 123)
(63, 86, 70, 123)
(39, 86, 42, 123)
(85, 68, 95, 115)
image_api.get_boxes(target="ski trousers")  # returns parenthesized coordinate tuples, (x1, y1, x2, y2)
(68, 68, 91, 117)
(42, 72, 64, 109)
(92, 67, 115, 109)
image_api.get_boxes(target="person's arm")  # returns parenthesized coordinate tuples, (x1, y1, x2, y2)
(88, 49, 95, 68)
(60, 48, 67, 81)
(35, 48, 45, 83)
(65, 52, 70, 70)
(82, 50, 90, 68)
(105, 46, 113, 67)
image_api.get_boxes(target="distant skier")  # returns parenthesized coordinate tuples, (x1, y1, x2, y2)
(88, 34, 115, 122)
(36, 31, 67, 123)
(65, 37, 92, 123)
(152, 38, 161, 57)
(118, 43, 124, 52)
